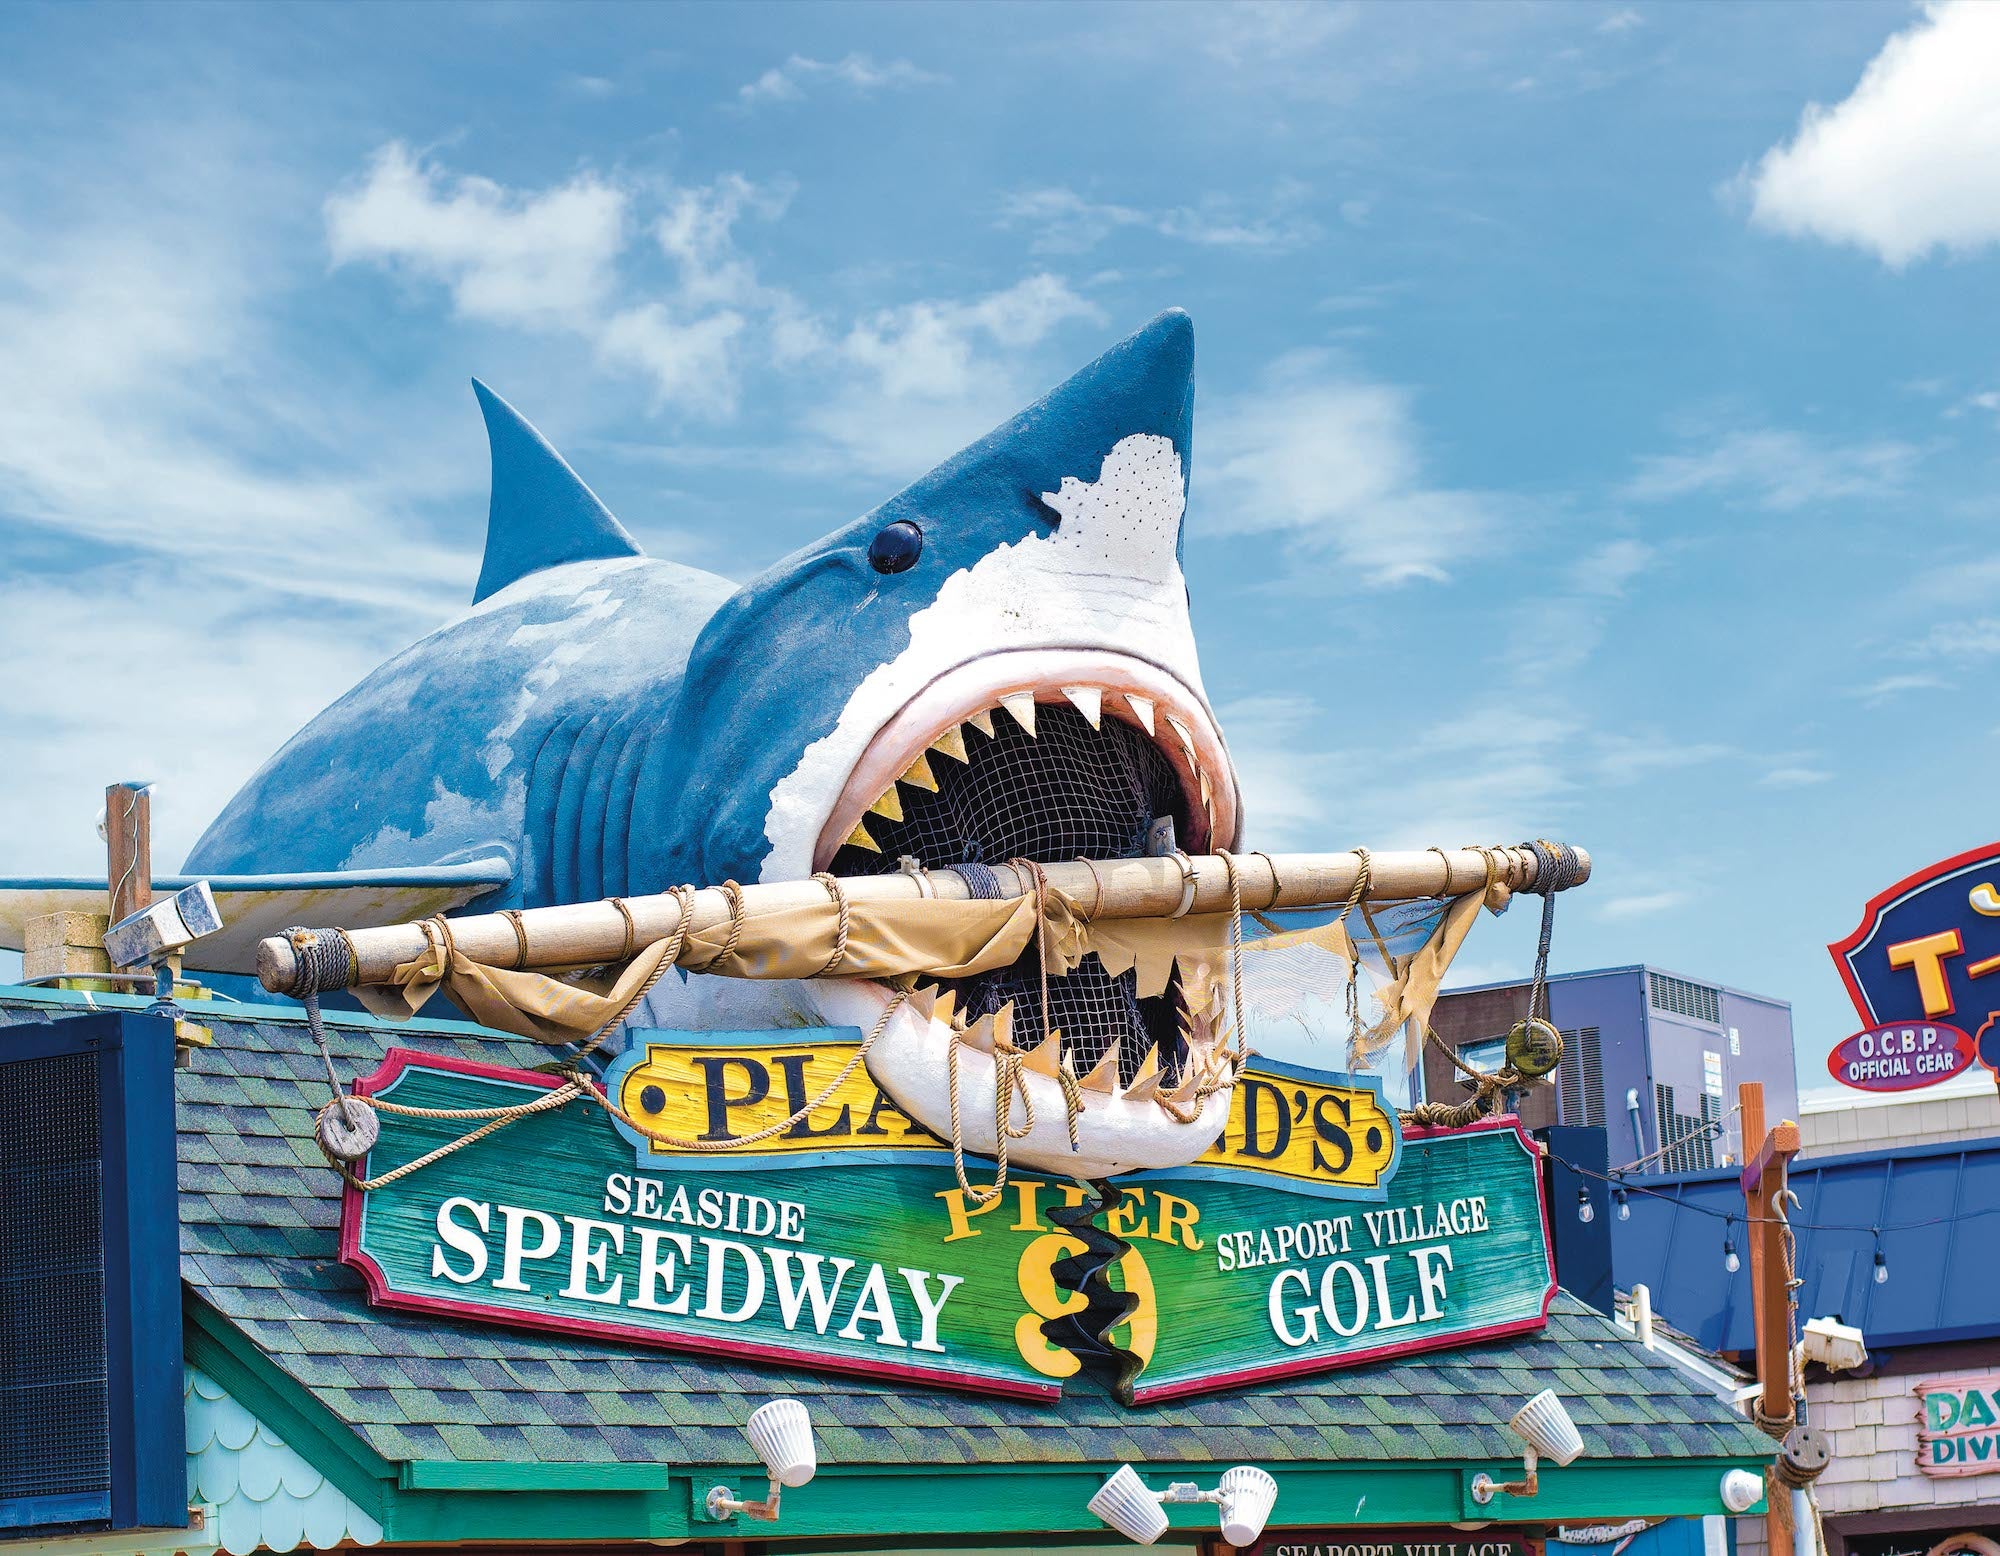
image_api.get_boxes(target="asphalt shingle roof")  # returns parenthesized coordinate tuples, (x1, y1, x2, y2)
(1, 991, 1772, 1471)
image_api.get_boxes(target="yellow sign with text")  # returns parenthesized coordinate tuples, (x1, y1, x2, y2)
(607, 1032, 1401, 1201)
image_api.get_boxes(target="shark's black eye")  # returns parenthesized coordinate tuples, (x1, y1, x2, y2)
(868, 520, 923, 575)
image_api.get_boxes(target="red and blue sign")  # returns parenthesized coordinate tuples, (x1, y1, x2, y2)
(1829, 843, 2000, 1092)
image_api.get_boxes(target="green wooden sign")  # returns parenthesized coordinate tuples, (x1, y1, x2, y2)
(340, 1046, 1554, 1403)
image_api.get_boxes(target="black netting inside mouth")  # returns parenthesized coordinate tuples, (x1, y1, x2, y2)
(830, 700, 1191, 1080)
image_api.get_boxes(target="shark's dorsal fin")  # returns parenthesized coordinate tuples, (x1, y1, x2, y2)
(471, 379, 643, 604)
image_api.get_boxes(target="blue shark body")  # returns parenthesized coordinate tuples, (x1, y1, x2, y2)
(187, 311, 1231, 914)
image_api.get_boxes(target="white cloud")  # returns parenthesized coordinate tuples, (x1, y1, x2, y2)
(326, 143, 627, 328)
(1568, 537, 1654, 598)
(1742, 0, 2000, 267)
(1758, 766, 1832, 789)
(1623, 428, 1917, 510)
(1598, 889, 1690, 920)
(1201, 353, 1495, 586)
(1913, 617, 2000, 658)
(804, 275, 1104, 478)
(739, 53, 947, 106)
(327, 146, 796, 414)
(1850, 671, 1950, 704)
(1001, 185, 1320, 255)
(1597, 9, 1644, 33)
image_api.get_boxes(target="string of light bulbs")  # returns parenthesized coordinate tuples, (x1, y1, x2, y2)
(1550, 1149, 1999, 1284)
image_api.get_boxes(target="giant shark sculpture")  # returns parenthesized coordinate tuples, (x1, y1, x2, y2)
(3, 312, 1245, 1173)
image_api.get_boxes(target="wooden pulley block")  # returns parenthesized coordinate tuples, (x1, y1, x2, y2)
(1780, 1425, 1831, 1482)
(316, 1098, 380, 1162)
(1507, 1017, 1564, 1079)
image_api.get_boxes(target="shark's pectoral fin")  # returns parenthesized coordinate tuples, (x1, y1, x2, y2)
(0, 860, 513, 975)
(470, 380, 643, 604)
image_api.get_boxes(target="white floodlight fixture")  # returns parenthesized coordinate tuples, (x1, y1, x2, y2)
(1472, 1390, 1584, 1505)
(1720, 1468, 1765, 1514)
(1088, 1463, 1279, 1546)
(705, 1400, 817, 1523)
(103, 880, 222, 969)
(1798, 1316, 1867, 1374)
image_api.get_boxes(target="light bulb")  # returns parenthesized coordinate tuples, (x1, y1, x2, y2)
(1725, 1246, 1741, 1274)
(1614, 1189, 1630, 1222)
(1576, 1188, 1594, 1225)
(1874, 1250, 1888, 1285)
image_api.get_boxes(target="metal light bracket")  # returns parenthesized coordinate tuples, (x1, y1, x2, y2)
(704, 1482, 784, 1523)
(1471, 1447, 1541, 1505)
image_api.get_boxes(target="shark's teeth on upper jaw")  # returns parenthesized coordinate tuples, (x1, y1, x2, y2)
(836, 681, 1228, 865)
(1060, 685, 1102, 729)
(930, 724, 969, 764)
(900, 752, 940, 792)
(997, 691, 1037, 737)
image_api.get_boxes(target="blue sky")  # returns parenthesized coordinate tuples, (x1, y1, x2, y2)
(3, 0, 1996, 1098)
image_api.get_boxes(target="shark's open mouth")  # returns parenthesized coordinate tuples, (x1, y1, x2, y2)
(810, 652, 1239, 1091)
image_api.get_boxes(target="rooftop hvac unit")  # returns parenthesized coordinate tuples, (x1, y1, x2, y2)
(0, 1012, 185, 1538)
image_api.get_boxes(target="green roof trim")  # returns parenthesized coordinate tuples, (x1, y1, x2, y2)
(0, 990, 1778, 1546)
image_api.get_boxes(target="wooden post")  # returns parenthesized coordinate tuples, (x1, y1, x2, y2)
(1738, 1080, 1801, 1556)
(105, 782, 154, 925)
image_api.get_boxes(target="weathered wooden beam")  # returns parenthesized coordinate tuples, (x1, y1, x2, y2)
(255, 843, 1591, 995)
(105, 782, 154, 926)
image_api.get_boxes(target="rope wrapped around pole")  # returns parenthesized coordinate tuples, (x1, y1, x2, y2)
(257, 841, 1592, 997)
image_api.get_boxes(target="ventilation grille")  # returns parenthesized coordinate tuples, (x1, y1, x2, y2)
(1654, 1082, 1718, 1174)
(1649, 972, 1721, 1025)
(1558, 1026, 1605, 1127)
(0, 1051, 110, 1505)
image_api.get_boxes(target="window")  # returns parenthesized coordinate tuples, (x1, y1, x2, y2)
(1648, 971, 1721, 1026)
(1453, 1036, 1509, 1090)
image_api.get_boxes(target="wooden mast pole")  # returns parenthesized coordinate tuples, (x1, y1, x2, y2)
(1738, 1079, 1801, 1555)
(255, 842, 1590, 994)
(105, 782, 154, 925)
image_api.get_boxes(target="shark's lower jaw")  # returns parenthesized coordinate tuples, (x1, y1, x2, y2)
(803, 650, 1240, 1176)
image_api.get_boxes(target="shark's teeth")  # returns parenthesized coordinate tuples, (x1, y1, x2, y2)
(907, 983, 938, 1020)
(1120, 1048, 1164, 1102)
(1165, 712, 1194, 748)
(959, 1011, 996, 1054)
(1061, 685, 1102, 729)
(933, 987, 959, 1029)
(900, 752, 940, 793)
(966, 707, 996, 739)
(1121, 692, 1156, 736)
(868, 787, 905, 823)
(1020, 1021, 1063, 1075)
(845, 819, 880, 853)
(998, 691, 1037, 737)
(1079, 1041, 1121, 1093)
(930, 724, 969, 764)
(1199, 767, 1213, 809)
(991, 1001, 1015, 1053)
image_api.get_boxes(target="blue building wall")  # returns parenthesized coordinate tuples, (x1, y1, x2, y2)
(1440, 965, 1798, 1173)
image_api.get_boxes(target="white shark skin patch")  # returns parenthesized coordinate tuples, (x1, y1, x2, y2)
(760, 433, 1210, 882)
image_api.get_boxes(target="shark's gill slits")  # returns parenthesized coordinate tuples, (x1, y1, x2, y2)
(830, 700, 1192, 1083)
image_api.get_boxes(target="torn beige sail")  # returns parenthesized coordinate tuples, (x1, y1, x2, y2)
(356, 881, 1487, 1068)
